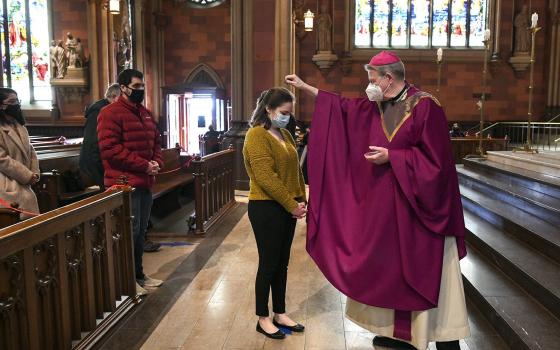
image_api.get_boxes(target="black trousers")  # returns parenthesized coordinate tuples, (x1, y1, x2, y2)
(248, 200, 297, 317)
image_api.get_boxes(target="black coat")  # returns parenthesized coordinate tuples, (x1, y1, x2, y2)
(79, 99, 109, 187)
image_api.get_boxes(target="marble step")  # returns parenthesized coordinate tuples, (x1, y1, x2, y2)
(461, 244, 560, 350)
(457, 165, 560, 226)
(463, 209, 560, 319)
(462, 157, 560, 199)
(459, 185, 560, 265)
(464, 301, 510, 350)
(486, 151, 560, 178)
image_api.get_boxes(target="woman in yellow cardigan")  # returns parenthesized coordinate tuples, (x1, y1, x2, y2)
(243, 87, 307, 340)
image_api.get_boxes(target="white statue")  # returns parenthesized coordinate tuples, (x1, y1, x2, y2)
(514, 5, 530, 53)
(75, 38, 84, 68)
(317, 3, 333, 52)
(65, 32, 78, 68)
(49, 40, 58, 79)
(54, 40, 66, 78)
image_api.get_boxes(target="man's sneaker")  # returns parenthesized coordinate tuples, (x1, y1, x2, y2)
(144, 240, 161, 252)
(136, 282, 148, 296)
(141, 275, 163, 288)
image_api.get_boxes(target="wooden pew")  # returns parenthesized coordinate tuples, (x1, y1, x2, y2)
(0, 207, 19, 229)
(34, 150, 101, 213)
(191, 148, 236, 234)
(0, 188, 138, 349)
(451, 137, 508, 164)
(199, 135, 222, 156)
(34, 143, 82, 154)
(151, 148, 195, 214)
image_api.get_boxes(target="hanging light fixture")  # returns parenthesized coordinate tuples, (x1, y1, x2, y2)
(109, 0, 120, 14)
(304, 9, 314, 32)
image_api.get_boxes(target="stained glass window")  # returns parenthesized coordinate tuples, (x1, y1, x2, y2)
(355, 0, 372, 46)
(450, 0, 467, 46)
(432, 0, 449, 47)
(0, 0, 51, 103)
(469, 0, 488, 47)
(391, 0, 408, 47)
(354, 0, 488, 49)
(411, 0, 430, 47)
(373, 0, 389, 47)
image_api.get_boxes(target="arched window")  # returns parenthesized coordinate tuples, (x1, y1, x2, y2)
(0, 0, 51, 103)
(354, 0, 488, 49)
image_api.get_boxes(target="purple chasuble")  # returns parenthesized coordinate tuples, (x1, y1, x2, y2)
(306, 87, 466, 341)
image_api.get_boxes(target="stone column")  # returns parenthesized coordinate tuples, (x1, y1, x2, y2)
(490, 0, 502, 60)
(149, 0, 168, 122)
(547, 0, 560, 116)
(274, 0, 292, 86)
(133, 0, 147, 74)
(222, 0, 253, 190)
(87, 0, 103, 100)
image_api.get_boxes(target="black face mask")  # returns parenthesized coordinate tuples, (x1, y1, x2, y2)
(126, 87, 145, 104)
(3, 104, 25, 125)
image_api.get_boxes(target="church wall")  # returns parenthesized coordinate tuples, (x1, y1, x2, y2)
(162, 0, 231, 95)
(296, 0, 550, 123)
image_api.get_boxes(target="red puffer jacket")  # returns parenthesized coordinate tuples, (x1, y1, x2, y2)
(97, 96, 163, 189)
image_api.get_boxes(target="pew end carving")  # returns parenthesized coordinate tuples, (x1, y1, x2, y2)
(191, 148, 236, 235)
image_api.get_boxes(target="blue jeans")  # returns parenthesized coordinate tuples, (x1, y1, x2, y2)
(131, 188, 153, 280)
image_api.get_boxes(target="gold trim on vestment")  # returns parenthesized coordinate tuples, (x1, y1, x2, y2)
(378, 92, 441, 142)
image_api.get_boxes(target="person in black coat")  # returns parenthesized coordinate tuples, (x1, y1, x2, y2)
(79, 83, 120, 189)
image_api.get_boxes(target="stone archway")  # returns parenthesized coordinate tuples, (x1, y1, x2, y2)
(184, 63, 225, 89)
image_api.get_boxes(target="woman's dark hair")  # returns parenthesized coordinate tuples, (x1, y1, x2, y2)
(0, 88, 24, 125)
(250, 87, 295, 129)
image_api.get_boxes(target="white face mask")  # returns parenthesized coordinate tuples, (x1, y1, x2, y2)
(365, 78, 392, 102)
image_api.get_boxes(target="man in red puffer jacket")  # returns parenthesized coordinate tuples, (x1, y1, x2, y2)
(98, 69, 163, 296)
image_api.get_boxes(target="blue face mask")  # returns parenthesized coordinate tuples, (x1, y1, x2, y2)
(271, 113, 291, 129)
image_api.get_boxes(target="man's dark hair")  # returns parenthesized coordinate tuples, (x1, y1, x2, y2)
(117, 69, 144, 87)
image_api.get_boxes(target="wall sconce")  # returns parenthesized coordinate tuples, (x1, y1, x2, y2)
(304, 9, 314, 31)
(294, 9, 314, 32)
(109, 0, 120, 14)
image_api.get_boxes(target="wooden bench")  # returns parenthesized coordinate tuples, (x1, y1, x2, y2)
(33, 150, 101, 212)
(0, 188, 137, 349)
(151, 148, 195, 214)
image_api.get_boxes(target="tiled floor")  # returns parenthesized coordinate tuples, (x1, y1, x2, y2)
(138, 196, 481, 350)
(143, 200, 201, 282)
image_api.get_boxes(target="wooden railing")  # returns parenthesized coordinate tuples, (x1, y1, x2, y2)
(191, 148, 236, 234)
(0, 188, 138, 350)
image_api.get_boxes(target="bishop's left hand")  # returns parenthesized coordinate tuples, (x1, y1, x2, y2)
(364, 146, 389, 165)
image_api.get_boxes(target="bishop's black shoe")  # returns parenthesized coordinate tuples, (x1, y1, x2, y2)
(372, 336, 418, 349)
(435, 340, 460, 350)
(256, 321, 286, 339)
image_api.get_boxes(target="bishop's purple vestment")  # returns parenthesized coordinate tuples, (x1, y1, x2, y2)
(306, 86, 466, 341)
